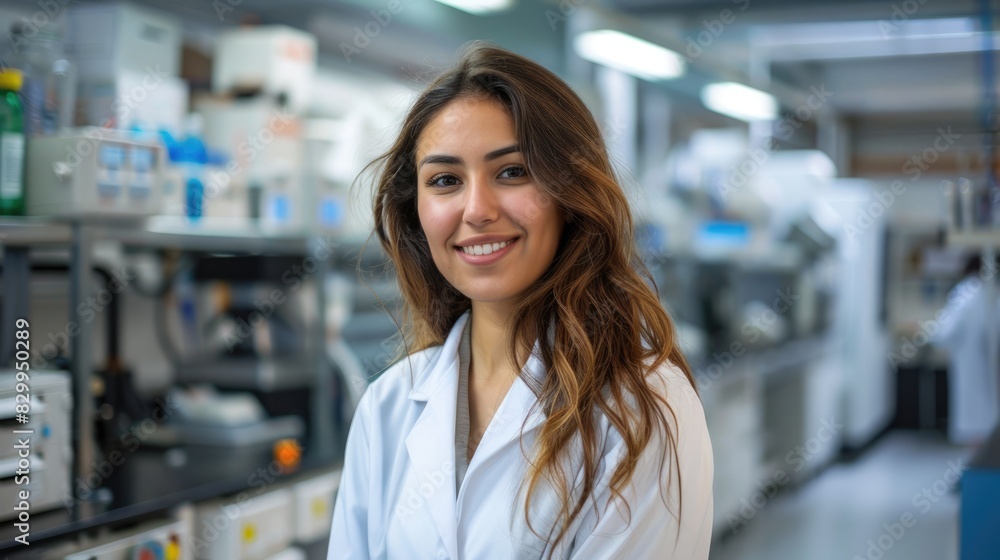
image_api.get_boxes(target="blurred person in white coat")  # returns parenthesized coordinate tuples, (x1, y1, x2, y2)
(328, 43, 713, 560)
(933, 254, 1000, 445)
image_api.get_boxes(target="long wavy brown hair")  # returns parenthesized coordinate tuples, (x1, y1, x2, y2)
(364, 41, 696, 555)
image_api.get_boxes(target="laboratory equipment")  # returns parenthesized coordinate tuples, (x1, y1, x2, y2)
(10, 23, 75, 137)
(68, 2, 187, 132)
(172, 254, 321, 390)
(67, 2, 181, 79)
(292, 470, 340, 544)
(196, 95, 304, 227)
(0, 371, 72, 522)
(144, 385, 304, 447)
(25, 127, 165, 217)
(194, 489, 295, 560)
(42, 516, 192, 560)
(212, 25, 317, 114)
(161, 115, 209, 219)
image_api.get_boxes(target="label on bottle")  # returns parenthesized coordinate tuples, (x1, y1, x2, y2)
(0, 133, 25, 200)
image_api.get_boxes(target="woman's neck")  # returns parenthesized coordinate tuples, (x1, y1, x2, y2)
(468, 301, 521, 384)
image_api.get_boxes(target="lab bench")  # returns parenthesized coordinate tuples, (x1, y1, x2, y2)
(0, 439, 346, 553)
(692, 332, 842, 536)
(0, 216, 367, 554)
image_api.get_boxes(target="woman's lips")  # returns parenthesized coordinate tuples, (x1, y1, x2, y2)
(455, 238, 519, 265)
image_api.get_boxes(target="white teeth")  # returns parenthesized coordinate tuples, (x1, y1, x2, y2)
(461, 239, 514, 255)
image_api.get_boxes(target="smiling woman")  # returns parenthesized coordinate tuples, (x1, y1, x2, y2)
(416, 97, 566, 307)
(329, 42, 714, 560)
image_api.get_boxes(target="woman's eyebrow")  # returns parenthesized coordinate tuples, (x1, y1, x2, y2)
(484, 144, 519, 161)
(417, 144, 520, 169)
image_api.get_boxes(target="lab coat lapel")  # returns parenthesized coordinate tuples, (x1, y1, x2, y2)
(467, 344, 547, 471)
(404, 312, 469, 560)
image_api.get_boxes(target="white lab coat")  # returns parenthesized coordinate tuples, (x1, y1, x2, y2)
(932, 276, 1000, 444)
(328, 311, 714, 559)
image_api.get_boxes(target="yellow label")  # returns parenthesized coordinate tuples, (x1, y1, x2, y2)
(165, 541, 180, 560)
(242, 523, 257, 544)
(312, 497, 327, 518)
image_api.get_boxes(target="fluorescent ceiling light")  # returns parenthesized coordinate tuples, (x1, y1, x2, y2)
(701, 82, 778, 122)
(433, 0, 514, 15)
(755, 17, 988, 61)
(573, 30, 685, 81)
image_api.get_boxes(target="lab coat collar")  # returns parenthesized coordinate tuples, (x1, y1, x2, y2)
(406, 310, 547, 401)
(404, 310, 548, 559)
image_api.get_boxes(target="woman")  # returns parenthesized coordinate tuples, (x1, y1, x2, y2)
(329, 42, 713, 559)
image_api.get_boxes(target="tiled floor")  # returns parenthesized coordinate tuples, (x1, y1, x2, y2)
(709, 431, 968, 560)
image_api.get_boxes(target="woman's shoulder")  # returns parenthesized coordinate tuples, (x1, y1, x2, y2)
(645, 357, 704, 414)
(595, 358, 708, 447)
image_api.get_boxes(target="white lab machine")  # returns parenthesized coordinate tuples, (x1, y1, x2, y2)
(193, 489, 295, 560)
(0, 371, 72, 522)
(212, 26, 317, 114)
(67, 2, 182, 80)
(26, 128, 165, 218)
(292, 470, 341, 544)
(68, 3, 188, 132)
(43, 515, 193, 560)
(196, 96, 305, 228)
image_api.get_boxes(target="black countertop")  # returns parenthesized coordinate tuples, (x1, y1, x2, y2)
(0, 430, 346, 552)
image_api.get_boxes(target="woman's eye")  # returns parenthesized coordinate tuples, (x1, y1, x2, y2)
(426, 174, 460, 188)
(500, 165, 528, 179)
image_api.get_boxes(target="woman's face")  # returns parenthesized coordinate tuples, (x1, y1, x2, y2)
(415, 97, 565, 307)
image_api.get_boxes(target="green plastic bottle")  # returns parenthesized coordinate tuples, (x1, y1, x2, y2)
(0, 69, 25, 216)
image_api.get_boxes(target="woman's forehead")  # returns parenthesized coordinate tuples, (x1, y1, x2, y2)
(415, 98, 516, 160)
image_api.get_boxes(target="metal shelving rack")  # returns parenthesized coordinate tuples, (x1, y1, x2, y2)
(0, 215, 353, 550)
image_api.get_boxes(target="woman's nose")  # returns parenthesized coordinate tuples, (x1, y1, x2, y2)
(462, 176, 500, 225)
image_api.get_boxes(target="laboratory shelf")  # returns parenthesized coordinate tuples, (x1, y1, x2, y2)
(0, 434, 346, 552)
(0, 215, 363, 555)
(111, 216, 323, 254)
(0, 215, 367, 256)
(689, 332, 833, 388)
(947, 229, 1000, 249)
(0, 217, 72, 245)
